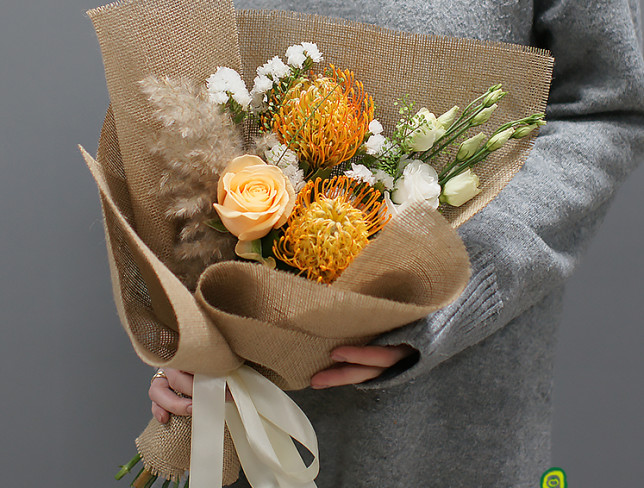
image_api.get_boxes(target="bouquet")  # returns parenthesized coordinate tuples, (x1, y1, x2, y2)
(80, 1, 553, 486)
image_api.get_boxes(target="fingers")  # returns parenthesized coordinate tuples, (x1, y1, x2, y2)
(149, 369, 235, 423)
(149, 373, 193, 418)
(330, 344, 416, 368)
(310, 344, 418, 389)
(310, 363, 386, 389)
(164, 369, 194, 397)
(151, 401, 170, 424)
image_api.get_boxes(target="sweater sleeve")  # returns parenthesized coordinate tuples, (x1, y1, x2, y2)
(359, 0, 644, 389)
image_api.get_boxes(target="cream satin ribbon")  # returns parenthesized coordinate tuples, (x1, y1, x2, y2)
(190, 366, 319, 488)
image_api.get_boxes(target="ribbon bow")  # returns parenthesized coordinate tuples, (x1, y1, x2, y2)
(190, 366, 319, 488)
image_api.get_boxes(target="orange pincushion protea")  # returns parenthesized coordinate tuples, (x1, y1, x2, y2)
(272, 66, 374, 172)
(273, 176, 390, 284)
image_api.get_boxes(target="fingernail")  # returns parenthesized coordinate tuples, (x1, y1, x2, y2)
(311, 384, 329, 390)
(187, 404, 193, 414)
(331, 353, 346, 362)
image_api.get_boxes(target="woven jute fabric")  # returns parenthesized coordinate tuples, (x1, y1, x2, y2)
(82, 0, 553, 485)
(236, 10, 553, 227)
(87, 0, 242, 264)
(136, 416, 240, 485)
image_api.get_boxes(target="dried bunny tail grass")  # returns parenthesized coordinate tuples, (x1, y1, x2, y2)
(140, 75, 242, 289)
(140, 75, 242, 176)
(174, 232, 236, 290)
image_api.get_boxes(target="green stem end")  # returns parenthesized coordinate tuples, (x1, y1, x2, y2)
(115, 453, 142, 481)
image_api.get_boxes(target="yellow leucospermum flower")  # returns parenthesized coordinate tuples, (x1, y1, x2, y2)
(273, 176, 390, 284)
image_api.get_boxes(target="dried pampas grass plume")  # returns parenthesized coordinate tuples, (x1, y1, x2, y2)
(140, 75, 243, 290)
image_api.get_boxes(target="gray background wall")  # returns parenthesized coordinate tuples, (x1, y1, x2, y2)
(0, 1, 642, 486)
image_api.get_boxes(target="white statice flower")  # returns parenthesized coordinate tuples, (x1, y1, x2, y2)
(249, 74, 274, 112)
(249, 93, 267, 114)
(206, 67, 251, 108)
(285, 44, 307, 68)
(390, 160, 441, 210)
(301, 42, 323, 63)
(369, 119, 384, 135)
(230, 87, 251, 107)
(252, 74, 274, 95)
(373, 169, 395, 191)
(209, 91, 229, 105)
(265, 143, 299, 168)
(364, 133, 387, 155)
(344, 164, 376, 185)
(257, 56, 291, 79)
(264, 143, 305, 191)
(281, 163, 306, 192)
(286, 42, 324, 68)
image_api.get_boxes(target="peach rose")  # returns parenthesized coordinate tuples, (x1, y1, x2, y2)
(214, 155, 296, 241)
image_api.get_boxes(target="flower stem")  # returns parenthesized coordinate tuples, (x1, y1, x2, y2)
(161, 479, 171, 488)
(130, 467, 146, 487)
(450, 88, 494, 129)
(143, 474, 158, 488)
(437, 112, 545, 184)
(132, 469, 156, 488)
(438, 149, 490, 185)
(115, 453, 143, 480)
(419, 110, 481, 162)
(417, 85, 502, 162)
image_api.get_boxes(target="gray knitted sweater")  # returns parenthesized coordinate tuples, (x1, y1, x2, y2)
(232, 1, 644, 487)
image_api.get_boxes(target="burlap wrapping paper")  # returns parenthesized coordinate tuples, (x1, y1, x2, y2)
(82, 0, 553, 484)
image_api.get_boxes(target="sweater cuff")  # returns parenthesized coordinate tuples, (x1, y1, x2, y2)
(356, 252, 503, 390)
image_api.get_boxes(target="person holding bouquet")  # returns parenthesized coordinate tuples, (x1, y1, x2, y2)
(147, 0, 644, 486)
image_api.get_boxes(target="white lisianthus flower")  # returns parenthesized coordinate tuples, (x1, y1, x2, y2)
(437, 105, 459, 128)
(369, 119, 384, 135)
(373, 169, 395, 191)
(471, 104, 497, 126)
(485, 127, 515, 151)
(364, 134, 387, 155)
(455, 132, 486, 162)
(440, 169, 481, 207)
(285, 44, 307, 68)
(206, 67, 251, 108)
(345, 164, 376, 185)
(384, 191, 401, 217)
(408, 108, 447, 152)
(257, 56, 290, 79)
(390, 160, 441, 210)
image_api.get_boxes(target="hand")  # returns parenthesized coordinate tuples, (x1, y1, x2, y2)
(149, 368, 194, 424)
(310, 344, 417, 389)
